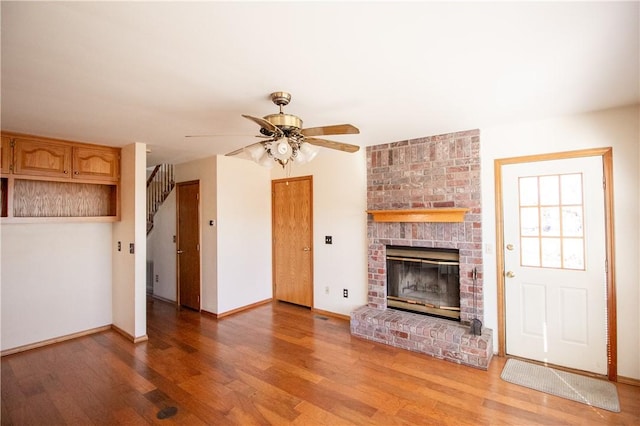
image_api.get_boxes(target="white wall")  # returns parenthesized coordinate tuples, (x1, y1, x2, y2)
(1, 222, 113, 350)
(271, 148, 369, 316)
(147, 189, 177, 301)
(217, 156, 272, 313)
(149, 155, 272, 314)
(132, 144, 147, 338)
(481, 105, 639, 380)
(112, 142, 147, 339)
(174, 156, 217, 312)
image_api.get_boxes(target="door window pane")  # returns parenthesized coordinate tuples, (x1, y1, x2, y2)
(539, 175, 559, 205)
(562, 206, 583, 237)
(541, 238, 562, 268)
(561, 174, 582, 205)
(518, 172, 585, 270)
(541, 207, 560, 237)
(520, 207, 539, 236)
(519, 177, 538, 206)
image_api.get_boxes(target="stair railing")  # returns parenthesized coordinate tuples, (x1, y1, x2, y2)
(147, 163, 175, 234)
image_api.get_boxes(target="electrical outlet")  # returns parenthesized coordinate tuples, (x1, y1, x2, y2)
(325, 236, 332, 244)
(155, 274, 159, 283)
(343, 289, 348, 298)
(117, 241, 121, 252)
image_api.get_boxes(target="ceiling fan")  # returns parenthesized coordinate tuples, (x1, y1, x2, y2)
(227, 91, 360, 168)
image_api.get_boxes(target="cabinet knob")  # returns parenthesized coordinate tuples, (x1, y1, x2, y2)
(74, 171, 79, 175)
(64, 170, 68, 174)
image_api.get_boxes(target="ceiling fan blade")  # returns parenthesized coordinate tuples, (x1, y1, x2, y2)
(185, 134, 272, 139)
(305, 137, 360, 153)
(226, 146, 249, 156)
(301, 124, 359, 137)
(241, 114, 282, 135)
(225, 141, 273, 157)
(185, 134, 257, 138)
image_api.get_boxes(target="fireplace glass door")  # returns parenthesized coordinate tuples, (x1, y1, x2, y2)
(386, 247, 460, 320)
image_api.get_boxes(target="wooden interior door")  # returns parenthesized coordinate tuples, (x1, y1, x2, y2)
(272, 176, 313, 307)
(177, 180, 200, 310)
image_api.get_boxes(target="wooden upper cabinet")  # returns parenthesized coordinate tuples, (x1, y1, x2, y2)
(72, 146, 119, 182)
(0, 132, 121, 221)
(13, 138, 72, 178)
(9, 136, 120, 183)
(1, 136, 12, 173)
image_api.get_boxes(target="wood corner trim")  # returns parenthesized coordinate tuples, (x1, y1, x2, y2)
(367, 208, 469, 223)
(205, 298, 273, 320)
(1, 325, 111, 357)
(311, 308, 350, 321)
(133, 335, 149, 343)
(111, 324, 147, 344)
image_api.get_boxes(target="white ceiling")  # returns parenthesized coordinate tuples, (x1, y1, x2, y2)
(2, 1, 638, 166)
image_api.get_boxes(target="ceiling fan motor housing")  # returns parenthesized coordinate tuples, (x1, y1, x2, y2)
(263, 113, 303, 133)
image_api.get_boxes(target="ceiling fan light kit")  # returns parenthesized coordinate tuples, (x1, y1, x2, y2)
(228, 92, 360, 168)
(244, 144, 272, 166)
(297, 142, 320, 164)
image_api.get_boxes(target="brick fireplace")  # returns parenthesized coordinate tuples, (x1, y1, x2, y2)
(350, 129, 493, 369)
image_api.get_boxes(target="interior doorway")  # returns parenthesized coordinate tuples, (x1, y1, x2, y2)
(272, 176, 313, 307)
(176, 180, 200, 310)
(495, 148, 617, 380)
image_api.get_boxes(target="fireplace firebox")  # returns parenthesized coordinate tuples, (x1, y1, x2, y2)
(386, 246, 460, 320)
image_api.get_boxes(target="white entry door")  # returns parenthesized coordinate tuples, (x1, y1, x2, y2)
(502, 156, 607, 374)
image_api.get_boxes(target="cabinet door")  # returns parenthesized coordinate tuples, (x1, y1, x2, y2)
(1, 136, 12, 173)
(14, 138, 72, 178)
(72, 146, 120, 182)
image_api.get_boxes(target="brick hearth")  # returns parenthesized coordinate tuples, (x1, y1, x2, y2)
(350, 129, 493, 369)
(351, 306, 493, 369)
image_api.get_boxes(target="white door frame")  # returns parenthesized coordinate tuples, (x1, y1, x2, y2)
(495, 148, 617, 381)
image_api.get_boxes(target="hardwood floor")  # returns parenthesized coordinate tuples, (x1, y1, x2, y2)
(2, 299, 639, 425)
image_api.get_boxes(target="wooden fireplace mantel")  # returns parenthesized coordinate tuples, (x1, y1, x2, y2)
(367, 208, 469, 223)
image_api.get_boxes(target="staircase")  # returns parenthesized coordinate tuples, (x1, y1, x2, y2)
(147, 164, 175, 234)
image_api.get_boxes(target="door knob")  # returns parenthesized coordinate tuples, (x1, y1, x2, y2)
(303, 247, 311, 252)
(177, 250, 184, 254)
(505, 270, 516, 278)
(506, 244, 514, 251)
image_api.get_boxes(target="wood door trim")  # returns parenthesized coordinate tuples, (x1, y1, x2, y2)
(494, 147, 617, 381)
(271, 175, 314, 308)
(176, 180, 200, 310)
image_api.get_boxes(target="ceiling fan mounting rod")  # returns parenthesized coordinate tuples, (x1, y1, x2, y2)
(270, 91, 291, 114)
